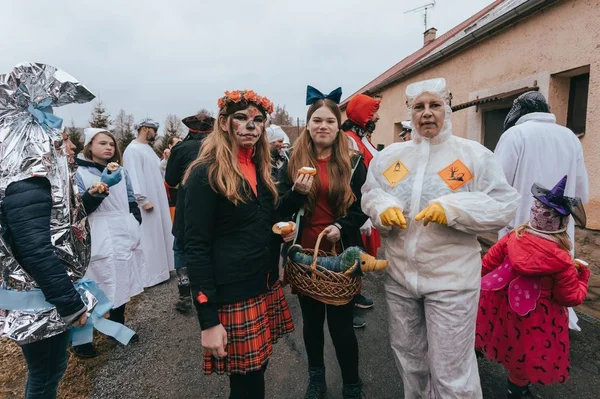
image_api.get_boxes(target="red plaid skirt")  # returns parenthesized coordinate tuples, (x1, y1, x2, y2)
(203, 282, 294, 375)
(265, 280, 294, 342)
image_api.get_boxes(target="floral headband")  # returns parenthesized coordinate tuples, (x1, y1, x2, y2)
(217, 90, 274, 116)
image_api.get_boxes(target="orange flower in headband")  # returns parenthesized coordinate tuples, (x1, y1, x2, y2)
(259, 96, 274, 114)
(218, 90, 274, 115)
(225, 90, 242, 103)
(243, 90, 258, 103)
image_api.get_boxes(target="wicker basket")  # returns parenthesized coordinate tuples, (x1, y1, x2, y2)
(285, 230, 361, 306)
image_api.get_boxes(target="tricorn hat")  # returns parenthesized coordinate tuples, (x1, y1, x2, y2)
(182, 114, 215, 133)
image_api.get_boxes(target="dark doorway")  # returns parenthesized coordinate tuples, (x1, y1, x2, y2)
(483, 107, 511, 151)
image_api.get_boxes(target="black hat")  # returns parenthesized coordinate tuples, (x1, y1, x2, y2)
(182, 114, 215, 133)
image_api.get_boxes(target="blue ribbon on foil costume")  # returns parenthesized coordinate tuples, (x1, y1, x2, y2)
(0, 279, 135, 345)
(26, 98, 63, 129)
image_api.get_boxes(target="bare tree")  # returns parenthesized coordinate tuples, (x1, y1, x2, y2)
(114, 109, 135, 140)
(155, 114, 185, 157)
(271, 105, 293, 125)
(113, 109, 136, 153)
(163, 114, 185, 137)
(196, 108, 214, 118)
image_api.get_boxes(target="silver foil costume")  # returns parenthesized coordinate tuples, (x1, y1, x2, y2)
(0, 62, 95, 344)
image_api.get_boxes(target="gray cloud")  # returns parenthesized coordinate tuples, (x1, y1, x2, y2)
(1, 0, 493, 132)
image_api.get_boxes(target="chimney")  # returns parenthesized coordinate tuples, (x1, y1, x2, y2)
(424, 27, 437, 46)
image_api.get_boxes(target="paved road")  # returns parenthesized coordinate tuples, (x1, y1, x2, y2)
(92, 273, 600, 398)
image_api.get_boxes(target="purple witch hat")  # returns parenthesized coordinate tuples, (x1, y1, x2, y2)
(530, 176, 587, 228)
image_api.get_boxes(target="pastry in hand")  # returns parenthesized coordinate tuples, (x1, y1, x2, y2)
(272, 221, 296, 235)
(107, 162, 120, 172)
(92, 182, 108, 194)
(298, 167, 317, 176)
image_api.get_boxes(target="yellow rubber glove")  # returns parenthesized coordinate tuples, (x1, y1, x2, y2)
(415, 202, 448, 226)
(379, 207, 407, 229)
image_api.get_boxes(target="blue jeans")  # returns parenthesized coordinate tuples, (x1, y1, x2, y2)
(173, 239, 185, 270)
(20, 330, 70, 399)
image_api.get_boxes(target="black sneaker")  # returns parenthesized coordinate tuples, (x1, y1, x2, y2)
(71, 343, 99, 359)
(305, 367, 327, 399)
(175, 295, 192, 313)
(342, 379, 364, 399)
(129, 333, 139, 344)
(109, 333, 139, 345)
(353, 313, 366, 329)
(354, 294, 374, 309)
(507, 380, 534, 399)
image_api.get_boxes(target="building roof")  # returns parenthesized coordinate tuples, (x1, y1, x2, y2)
(340, 0, 538, 108)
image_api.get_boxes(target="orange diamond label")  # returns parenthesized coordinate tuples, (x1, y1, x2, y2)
(438, 159, 473, 191)
(383, 160, 410, 187)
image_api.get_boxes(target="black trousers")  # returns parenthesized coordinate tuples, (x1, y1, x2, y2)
(228, 362, 268, 399)
(298, 295, 360, 384)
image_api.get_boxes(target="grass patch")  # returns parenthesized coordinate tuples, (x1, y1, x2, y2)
(0, 293, 144, 398)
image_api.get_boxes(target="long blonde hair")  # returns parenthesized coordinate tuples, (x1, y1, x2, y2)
(514, 223, 572, 252)
(182, 109, 278, 205)
(287, 99, 356, 218)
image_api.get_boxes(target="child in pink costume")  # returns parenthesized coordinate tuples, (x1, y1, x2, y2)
(475, 176, 590, 398)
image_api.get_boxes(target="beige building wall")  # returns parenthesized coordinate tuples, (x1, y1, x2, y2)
(357, 0, 600, 228)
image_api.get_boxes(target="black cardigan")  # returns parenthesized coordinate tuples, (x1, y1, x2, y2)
(276, 155, 368, 250)
(183, 164, 282, 330)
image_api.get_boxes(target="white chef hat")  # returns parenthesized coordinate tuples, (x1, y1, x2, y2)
(83, 127, 111, 147)
(401, 121, 412, 130)
(266, 124, 286, 143)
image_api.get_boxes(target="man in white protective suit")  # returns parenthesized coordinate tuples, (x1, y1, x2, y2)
(361, 78, 520, 398)
(123, 118, 174, 287)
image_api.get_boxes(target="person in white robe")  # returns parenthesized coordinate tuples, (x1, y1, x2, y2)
(123, 118, 174, 287)
(495, 91, 589, 331)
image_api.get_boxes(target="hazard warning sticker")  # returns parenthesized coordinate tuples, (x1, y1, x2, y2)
(438, 159, 473, 191)
(383, 160, 410, 187)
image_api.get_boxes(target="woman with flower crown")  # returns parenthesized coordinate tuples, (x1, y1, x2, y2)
(181, 90, 294, 398)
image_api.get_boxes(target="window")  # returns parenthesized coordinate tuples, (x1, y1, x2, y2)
(567, 73, 589, 136)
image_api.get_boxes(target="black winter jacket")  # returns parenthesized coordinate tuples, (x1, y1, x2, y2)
(1, 177, 86, 321)
(276, 155, 368, 250)
(183, 165, 282, 330)
(166, 133, 208, 239)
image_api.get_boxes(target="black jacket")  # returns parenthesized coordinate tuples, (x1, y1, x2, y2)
(276, 155, 368, 250)
(183, 165, 282, 330)
(166, 133, 208, 239)
(1, 177, 86, 321)
(165, 134, 208, 188)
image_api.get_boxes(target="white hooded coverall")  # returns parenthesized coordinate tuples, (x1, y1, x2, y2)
(361, 78, 519, 398)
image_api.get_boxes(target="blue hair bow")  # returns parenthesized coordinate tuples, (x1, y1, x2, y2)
(306, 85, 343, 105)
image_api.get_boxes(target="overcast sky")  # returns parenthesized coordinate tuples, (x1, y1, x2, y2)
(1, 0, 493, 133)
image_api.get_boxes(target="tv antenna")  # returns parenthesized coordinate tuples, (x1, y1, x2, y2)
(405, 1, 436, 31)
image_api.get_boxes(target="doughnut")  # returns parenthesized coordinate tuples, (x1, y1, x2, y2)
(298, 167, 317, 176)
(272, 221, 296, 235)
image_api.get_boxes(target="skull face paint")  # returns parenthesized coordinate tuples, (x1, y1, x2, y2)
(230, 105, 266, 148)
